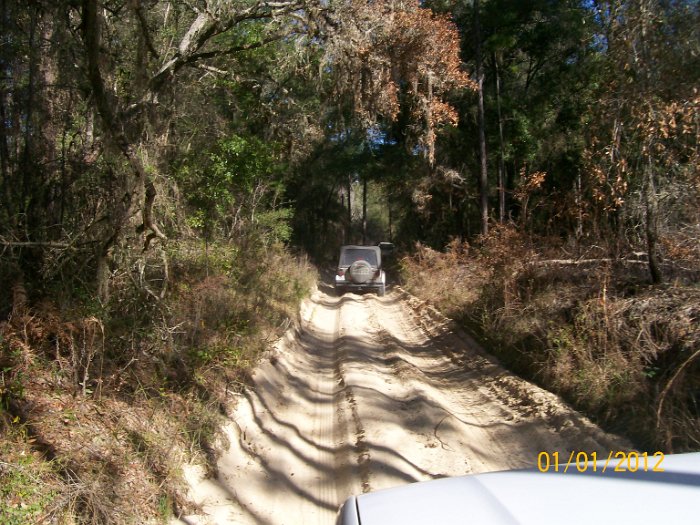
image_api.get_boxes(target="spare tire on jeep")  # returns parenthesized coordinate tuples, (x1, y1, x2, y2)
(348, 260, 372, 284)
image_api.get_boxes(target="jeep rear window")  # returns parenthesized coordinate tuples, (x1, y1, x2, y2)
(340, 249, 378, 267)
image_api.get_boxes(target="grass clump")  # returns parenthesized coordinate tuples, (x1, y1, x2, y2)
(0, 421, 61, 525)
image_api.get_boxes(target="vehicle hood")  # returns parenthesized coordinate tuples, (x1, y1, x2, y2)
(346, 452, 700, 525)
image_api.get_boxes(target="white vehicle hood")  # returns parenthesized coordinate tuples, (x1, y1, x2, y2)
(342, 452, 700, 525)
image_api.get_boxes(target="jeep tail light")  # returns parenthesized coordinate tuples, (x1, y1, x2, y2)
(373, 269, 381, 279)
(337, 269, 345, 277)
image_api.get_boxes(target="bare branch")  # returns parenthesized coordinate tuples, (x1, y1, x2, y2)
(189, 30, 299, 61)
(145, 0, 305, 100)
(0, 240, 71, 249)
(192, 63, 231, 76)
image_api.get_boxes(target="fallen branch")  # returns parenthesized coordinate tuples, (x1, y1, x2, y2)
(0, 240, 71, 249)
(530, 257, 647, 267)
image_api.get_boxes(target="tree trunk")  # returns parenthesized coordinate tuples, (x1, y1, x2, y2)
(82, 0, 166, 298)
(96, 252, 110, 304)
(388, 198, 393, 242)
(362, 176, 367, 244)
(575, 169, 583, 252)
(494, 52, 506, 224)
(644, 157, 662, 284)
(346, 175, 352, 243)
(0, 8, 13, 226)
(21, 9, 38, 216)
(474, 0, 489, 236)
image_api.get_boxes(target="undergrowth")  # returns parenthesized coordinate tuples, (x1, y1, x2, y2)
(0, 419, 62, 525)
(0, 239, 316, 523)
(401, 225, 700, 452)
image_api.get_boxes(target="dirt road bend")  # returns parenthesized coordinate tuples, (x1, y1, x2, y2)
(174, 288, 627, 525)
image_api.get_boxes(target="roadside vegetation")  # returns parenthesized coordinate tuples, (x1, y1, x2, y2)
(401, 227, 700, 452)
(1, 239, 315, 522)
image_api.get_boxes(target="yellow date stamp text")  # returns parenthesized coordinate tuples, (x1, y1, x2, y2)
(537, 451, 665, 474)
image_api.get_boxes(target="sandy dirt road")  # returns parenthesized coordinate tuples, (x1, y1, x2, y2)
(174, 287, 627, 524)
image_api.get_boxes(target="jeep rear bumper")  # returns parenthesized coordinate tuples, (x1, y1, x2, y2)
(335, 274, 385, 293)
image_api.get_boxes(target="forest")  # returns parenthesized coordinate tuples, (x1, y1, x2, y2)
(1, 0, 698, 522)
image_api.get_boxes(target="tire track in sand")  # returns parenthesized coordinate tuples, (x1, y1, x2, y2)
(173, 287, 631, 524)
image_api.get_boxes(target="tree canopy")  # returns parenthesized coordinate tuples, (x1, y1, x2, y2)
(0, 0, 697, 301)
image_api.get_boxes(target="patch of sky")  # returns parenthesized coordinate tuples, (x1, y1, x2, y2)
(366, 126, 396, 151)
